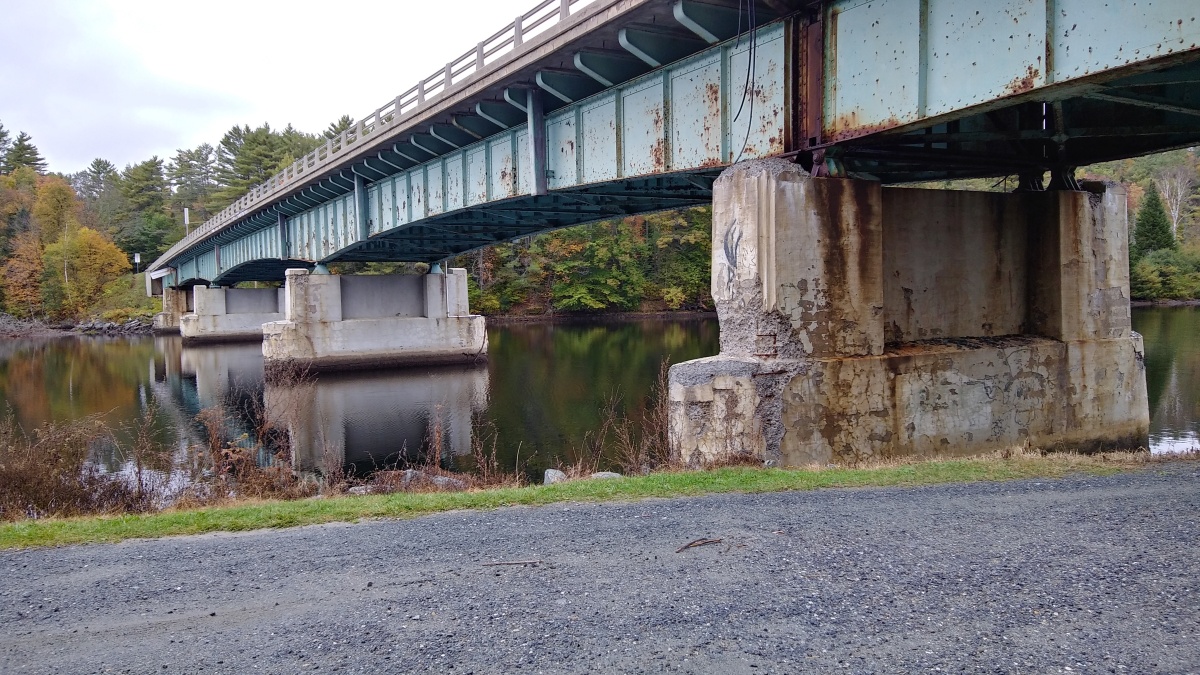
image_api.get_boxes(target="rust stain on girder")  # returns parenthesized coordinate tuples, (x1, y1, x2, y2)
(825, 111, 904, 143)
(1002, 64, 1041, 96)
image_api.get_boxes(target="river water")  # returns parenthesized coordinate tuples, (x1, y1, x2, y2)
(0, 310, 1195, 478)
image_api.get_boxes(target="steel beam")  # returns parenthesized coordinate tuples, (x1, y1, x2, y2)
(476, 101, 525, 128)
(673, 0, 743, 44)
(527, 89, 548, 196)
(618, 26, 704, 67)
(573, 51, 647, 86)
(353, 174, 369, 242)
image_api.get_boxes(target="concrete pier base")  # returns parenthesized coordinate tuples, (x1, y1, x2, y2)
(669, 159, 1149, 466)
(180, 286, 284, 344)
(262, 269, 487, 373)
(152, 287, 189, 334)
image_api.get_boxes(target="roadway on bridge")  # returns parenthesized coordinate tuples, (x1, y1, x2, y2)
(2, 465, 1197, 673)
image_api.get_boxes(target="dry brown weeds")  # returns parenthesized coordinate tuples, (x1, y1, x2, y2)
(0, 415, 147, 520)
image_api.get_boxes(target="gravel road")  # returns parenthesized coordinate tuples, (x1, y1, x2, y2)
(2, 465, 1198, 674)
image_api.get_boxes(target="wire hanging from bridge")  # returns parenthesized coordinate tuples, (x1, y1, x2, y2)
(732, 0, 758, 166)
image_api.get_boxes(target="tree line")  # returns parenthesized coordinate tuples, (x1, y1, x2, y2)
(0, 116, 356, 320)
(1084, 149, 1200, 301)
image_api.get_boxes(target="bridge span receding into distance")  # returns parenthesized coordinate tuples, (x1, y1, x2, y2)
(146, 0, 1200, 288)
(146, 0, 1198, 468)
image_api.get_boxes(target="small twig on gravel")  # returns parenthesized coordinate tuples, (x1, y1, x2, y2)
(675, 538, 723, 553)
(481, 560, 543, 567)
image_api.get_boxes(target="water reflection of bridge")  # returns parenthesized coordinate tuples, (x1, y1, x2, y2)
(153, 337, 488, 473)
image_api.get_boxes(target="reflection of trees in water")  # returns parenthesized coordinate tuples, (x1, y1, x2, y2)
(0, 337, 180, 471)
(1133, 307, 1200, 445)
(485, 319, 719, 473)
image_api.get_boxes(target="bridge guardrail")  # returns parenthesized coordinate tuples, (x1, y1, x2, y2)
(152, 0, 596, 274)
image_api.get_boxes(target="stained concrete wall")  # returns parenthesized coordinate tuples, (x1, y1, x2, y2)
(670, 160, 1148, 466)
(882, 189, 1030, 342)
(1028, 182, 1133, 342)
(263, 269, 487, 372)
(881, 184, 1132, 345)
(711, 160, 883, 360)
(152, 287, 189, 334)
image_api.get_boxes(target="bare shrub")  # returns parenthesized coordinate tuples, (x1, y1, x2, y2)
(612, 359, 678, 475)
(364, 412, 524, 494)
(559, 358, 682, 478)
(0, 414, 145, 520)
(561, 399, 612, 478)
(469, 416, 524, 489)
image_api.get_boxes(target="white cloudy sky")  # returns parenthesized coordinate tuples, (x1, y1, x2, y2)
(1, 0, 565, 174)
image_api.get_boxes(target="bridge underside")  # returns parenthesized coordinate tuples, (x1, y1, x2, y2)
(315, 172, 717, 263)
(829, 56, 1200, 183)
(155, 0, 1200, 289)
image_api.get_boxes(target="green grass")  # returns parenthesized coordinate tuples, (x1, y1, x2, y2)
(0, 454, 1139, 550)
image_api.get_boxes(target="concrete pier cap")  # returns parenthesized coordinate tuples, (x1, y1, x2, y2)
(669, 158, 1149, 467)
(261, 267, 487, 375)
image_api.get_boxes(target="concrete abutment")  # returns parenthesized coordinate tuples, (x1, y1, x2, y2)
(669, 159, 1149, 466)
(152, 287, 189, 334)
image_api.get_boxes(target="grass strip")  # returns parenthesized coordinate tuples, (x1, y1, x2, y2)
(0, 455, 1136, 550)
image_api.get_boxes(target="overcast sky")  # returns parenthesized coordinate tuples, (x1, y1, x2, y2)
(1, 0, 577, 174)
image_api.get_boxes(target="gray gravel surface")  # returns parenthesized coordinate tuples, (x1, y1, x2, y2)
(2, 465, 1198, 674)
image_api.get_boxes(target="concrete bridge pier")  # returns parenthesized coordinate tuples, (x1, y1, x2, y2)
(262, 268, 487, 374)
(152, 287, 189, 334)
(669, 159, 1149, 467)
(180, 286, 285, 344)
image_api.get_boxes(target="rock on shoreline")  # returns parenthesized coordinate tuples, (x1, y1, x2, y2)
(72, 319, 154, 336)
(0, 313, 154, 338)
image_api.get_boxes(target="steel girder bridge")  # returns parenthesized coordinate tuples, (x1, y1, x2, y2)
(147, 0, 1200, 290)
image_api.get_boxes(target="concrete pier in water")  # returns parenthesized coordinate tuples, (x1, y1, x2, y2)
(180, 286, 284, 344)
(669, 159, 1149, 466)
(152, 287, 189, 334)
(262, 268, 487, 373)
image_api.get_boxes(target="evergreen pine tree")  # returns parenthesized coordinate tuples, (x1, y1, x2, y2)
(213, 124, 287, 207)
(69, 158, 127, 237)
(2, 132, 47, 174)
(76, 158, 118, 202)
(168, 144, 218, 220)
(0, 121, 11, 163)
(119, 157, 167, 214)
(279, 125, 321, 163)
(324, 115, 355, 139)
(1131, 187, 1176, 259)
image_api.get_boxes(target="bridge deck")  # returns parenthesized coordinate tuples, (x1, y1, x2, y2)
(151, 0, 1200, 289)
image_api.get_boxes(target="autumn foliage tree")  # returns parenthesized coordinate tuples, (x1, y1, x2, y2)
(40, 228, 130, 319)
(0, 231, 45, 318)
(32, 175, 78, 245)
